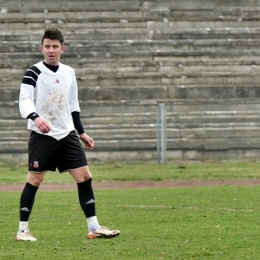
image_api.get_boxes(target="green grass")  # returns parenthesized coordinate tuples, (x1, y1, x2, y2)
(1, 186, 260, 259)
(1, 161, 260, 184)
(1, 161, 260, 259)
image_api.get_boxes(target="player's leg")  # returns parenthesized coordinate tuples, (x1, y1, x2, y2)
(69, 166, 99, 231)
(16, 131, 60, 241)
(60, 131, 120, 239)
(69, 166, 120, 239)
(16, 171, 46, 241)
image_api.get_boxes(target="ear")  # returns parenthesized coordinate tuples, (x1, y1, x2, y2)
(40, 45, 43, 52)
(61, 45, 66, 53)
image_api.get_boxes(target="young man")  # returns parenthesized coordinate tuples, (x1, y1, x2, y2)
(17, 28, 120, 241)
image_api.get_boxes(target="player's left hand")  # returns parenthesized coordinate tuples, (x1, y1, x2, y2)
(80, 133, 94, 150)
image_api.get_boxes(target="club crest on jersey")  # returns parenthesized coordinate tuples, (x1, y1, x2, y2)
(55, 79, 60, 83)
(33, 161, 39, 169)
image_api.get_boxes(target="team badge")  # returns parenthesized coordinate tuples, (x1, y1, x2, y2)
(33, 161, 39, 168)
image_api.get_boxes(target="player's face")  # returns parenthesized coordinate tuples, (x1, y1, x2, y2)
(40, 39, 66, 66)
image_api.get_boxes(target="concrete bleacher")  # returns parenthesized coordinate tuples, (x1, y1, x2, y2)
(1, 0, 260, 161)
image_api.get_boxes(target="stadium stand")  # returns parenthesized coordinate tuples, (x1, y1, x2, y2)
(1, 0, 260, 161)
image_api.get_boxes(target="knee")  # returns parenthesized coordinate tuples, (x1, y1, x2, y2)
(70, 166, 92, 183)
(27, 172, 45, 187)
(29, 179, 42, 187)
(83, 170, 92, 182)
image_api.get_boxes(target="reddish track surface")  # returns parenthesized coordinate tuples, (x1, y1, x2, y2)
(1, 179, 260, 192)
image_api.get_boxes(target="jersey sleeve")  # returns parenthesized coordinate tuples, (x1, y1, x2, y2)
(19, 66, 40, 119)
(71, 111, 85, 134)
(69, 68, 81, 113)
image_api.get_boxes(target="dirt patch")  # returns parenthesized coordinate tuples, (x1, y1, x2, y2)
(1, 179, 260, 192)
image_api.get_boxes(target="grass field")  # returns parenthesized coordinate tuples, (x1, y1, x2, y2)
(1, 161, 260, 259)
(1, 161, 260, 184)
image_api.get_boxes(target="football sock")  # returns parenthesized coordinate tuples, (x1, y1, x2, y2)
(19, 182, 38, 222)
(87, 216, 100, 232)
(77, 178, 97, 218)
(77, 178, 100, 232)
(18, 221, 29, 233)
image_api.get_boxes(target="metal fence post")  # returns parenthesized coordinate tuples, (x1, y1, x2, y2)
(157, 103, 167, 164)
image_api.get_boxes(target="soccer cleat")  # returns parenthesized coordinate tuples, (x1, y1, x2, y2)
(88, 226, 120, 239)
(16, 230, 37, 242)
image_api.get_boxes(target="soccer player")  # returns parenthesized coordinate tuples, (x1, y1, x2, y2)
(16, 28, 120, 241)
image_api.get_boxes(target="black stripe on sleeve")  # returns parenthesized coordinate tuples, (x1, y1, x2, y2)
(22, 66, 41, 87)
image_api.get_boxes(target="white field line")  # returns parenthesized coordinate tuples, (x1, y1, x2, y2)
(115, 204, 255, 212)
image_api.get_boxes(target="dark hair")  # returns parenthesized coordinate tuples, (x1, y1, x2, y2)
(41, 28, 64, 45)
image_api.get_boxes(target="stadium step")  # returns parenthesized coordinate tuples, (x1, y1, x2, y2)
(2, 83, 260, 103)
(1, 0, 260, 160)
(2, 101, 260, 153)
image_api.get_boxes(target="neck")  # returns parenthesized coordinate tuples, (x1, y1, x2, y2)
(43, 61, 59, 72)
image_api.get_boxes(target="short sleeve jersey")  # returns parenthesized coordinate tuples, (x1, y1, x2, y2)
(19, 61, 80, 140)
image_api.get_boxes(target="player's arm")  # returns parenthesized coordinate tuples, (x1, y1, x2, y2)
(19, 66, 39, 119)
(19, 83, 37, 119)
(72, 111, 94, 150)
(72, 111, 85, 135)
(19, 67, 50, 134)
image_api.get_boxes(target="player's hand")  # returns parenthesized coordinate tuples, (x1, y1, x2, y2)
(34, 117, 51, 134)
(80, 133, 94, 150)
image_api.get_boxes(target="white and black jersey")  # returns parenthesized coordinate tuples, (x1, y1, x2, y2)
(19, 61, 80, 140)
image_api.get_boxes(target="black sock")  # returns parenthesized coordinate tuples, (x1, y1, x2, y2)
(77, 178, 96, 218)
(20, 182, 38, 221)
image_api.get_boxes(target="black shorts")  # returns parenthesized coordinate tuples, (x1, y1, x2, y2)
(28, 131, 88, 173)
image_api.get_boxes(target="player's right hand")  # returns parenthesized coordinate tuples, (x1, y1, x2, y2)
(34, 117, 51, 134)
